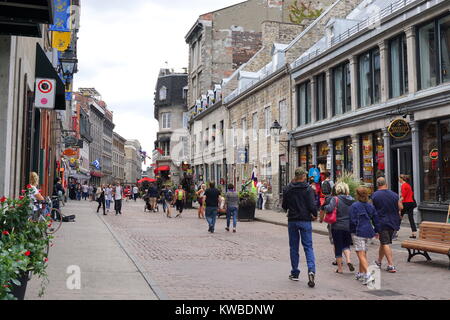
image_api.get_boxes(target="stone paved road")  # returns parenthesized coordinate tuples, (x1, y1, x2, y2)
(98, 199, 449, 300)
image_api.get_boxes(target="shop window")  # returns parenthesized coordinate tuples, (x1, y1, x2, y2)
(317, 142, 330, 174)
(358, 48, 381, 107)
(298, 145, 312, 170)
(334, 137, 353, 178)
(315, 73, 327, 121)
(297, 81, 311, 126)
(389, 34, 408, 98)
(360, 132, 385, 193)
(422, 118, 450, 203)
(332, 62, 351, 116)
(418, 14, 450, 90)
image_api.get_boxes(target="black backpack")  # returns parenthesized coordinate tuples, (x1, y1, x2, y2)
(322, 180, 332, 195)
(165, 190, 173, 202)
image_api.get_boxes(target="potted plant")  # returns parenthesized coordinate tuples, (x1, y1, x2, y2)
(0, 186, 52, 300)
(238, 189, 257, 221)
(336, 170, 363, 198)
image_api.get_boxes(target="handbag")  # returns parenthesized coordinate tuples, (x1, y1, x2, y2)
(324, 197, 339, 224)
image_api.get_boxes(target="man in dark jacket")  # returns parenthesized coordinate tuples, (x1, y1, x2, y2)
(282, 167, 317, 288)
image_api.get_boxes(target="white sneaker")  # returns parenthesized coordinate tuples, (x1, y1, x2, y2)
(355, 272, 364, 281)
(362, 273, 375, 285)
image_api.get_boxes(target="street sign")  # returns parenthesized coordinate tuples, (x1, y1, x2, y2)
(35, 78, 56, 109)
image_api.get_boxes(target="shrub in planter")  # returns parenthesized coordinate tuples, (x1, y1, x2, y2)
(238, 190, 257, 221)
(0, 186, 52, 300)
(335, 170, 363, 198)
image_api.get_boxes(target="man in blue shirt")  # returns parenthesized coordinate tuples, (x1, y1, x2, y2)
(308, 165, 320, 184)
(371, 177, 403, 273)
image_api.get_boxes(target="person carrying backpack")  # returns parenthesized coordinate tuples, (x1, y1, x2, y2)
(173, 185, 186, 218)
(160, 185, 173, 218)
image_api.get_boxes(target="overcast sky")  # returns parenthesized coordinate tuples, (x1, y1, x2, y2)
(75, 0, 243, 169)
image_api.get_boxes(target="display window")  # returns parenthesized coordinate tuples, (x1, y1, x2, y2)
(298, 145, 312, 170)
(334, 137, 353, 178)
(360, 131, 385, 193)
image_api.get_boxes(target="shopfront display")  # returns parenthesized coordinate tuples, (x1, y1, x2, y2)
(334, 137, 353, 178)
(298, 145, 312, 170)
(360, 131, 385, 192)
(422, 117, 450, 203)
(317, 142, 330, 173)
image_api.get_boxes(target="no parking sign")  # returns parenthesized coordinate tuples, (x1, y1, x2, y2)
(35, 78, 56, 109)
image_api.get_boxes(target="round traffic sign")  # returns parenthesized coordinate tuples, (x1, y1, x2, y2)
(38, 79, 53, 94)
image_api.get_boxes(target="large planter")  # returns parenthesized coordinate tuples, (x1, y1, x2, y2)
(11, 271, 30, 300)
(238, 202, 256, 221)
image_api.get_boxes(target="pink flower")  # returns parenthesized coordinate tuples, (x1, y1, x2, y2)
(0, 197, 6, 203)
(24, 251, 31, 256)
(44, 258, 48, 263)
(26, 184, 32, 189)
(2, 231, 9, 236)
(19, 196, 24, 200)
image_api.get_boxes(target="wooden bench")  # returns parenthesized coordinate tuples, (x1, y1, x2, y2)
(401, 222, 450, 269)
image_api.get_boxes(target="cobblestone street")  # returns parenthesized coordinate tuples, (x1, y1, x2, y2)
(30, 199, 448, 300)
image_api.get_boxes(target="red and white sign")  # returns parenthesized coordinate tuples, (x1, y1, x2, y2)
(35, 78, 56, 109)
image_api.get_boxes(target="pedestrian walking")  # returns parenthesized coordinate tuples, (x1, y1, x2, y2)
(133, 185, 139, 201)
(349, 187, 380, 284)
(260, 182, 268, 210)
(225, 184, 239, 233)
(82, 182, 89, 200)
(96, 185, 106, 215)
(399, 174, 417, 239)
(160, 185, 174, 218)
(257, 179, 263, 210)
(105, 184, 113, 213)
(173, 185, 186, 218)
(88, 185, 94, 201)
(113, 183, 123, 215)
(76, 183, 82, 201)
(196, 184, 206, 219)
(282, 167, 317, 288)
(147, 183, 159, 212)
(372, 177, 403, 273)
(204, 182, 220, 233)
(322, 182, 355, 274)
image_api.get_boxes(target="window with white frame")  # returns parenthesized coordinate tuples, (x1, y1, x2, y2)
(279, 100, 287, 132)
(161, 112, 171, 129)
(159, 86, 167, 101)
(252, 112, 258, 141)
(219, 120, 224, 146)
(242, 118, 247, 144)
(264, 107, 272, 137)
(232, 122, 237, 147)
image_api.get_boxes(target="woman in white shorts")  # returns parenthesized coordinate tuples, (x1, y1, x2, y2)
(349, 187, 380, 285)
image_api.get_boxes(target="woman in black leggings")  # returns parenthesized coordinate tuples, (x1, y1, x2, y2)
(399, 175, 417, 239)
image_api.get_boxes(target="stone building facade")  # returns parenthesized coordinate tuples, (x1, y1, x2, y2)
(290, 0, 449, 222)
(125, 139, 142, 184)
(112, 132, 126, 184)
(185, 0, 293, 110)
(101, 107, 115, 185)
(153, 69, 188, 185)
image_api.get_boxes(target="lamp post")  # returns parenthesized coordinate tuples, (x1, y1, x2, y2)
(271, 120, 291, 196)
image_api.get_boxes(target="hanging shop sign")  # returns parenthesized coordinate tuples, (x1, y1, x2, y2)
(388, 119, 410, 139)
(63, 148, 77, 157)
(429, 149, 439, 160)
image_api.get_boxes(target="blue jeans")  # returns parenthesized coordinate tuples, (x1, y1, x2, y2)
(226, 206, 238, 228)
(331, 229, 352, 258)
(105, 199, 111, 209)
(288, 221, 316, 276)
(205, 207, 218, 230)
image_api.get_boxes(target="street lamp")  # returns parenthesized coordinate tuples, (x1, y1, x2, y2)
(59, 50, 78, 80)
(271, 120, 291, 196)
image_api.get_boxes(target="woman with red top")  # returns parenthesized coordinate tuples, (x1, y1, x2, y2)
(399, 174, 417, 239)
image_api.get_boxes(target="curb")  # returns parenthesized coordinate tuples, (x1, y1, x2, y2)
(255, 218, 330, 236)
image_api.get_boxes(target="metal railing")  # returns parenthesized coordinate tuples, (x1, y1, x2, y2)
(292, 0, 418, 69)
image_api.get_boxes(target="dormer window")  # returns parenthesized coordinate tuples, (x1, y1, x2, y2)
(159, 86, 167, 101)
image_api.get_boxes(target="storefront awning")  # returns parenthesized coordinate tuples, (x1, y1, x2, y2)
(0, 0, 53, 37)
(154, 165, 170, 174)
(35, 43, 66, 110)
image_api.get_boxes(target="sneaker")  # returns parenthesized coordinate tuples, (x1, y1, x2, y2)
(225, 227, 230, 232)
(289, 274, 299, 281)
(362, 273, 375, 285)
(386, 265, 397, 273)
(373, 260, 381, 269)
(355, 272, 364, 281)
(233, 229, 236, 233)
(307, 272, 315, 288)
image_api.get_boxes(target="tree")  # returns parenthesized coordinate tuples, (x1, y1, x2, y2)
(288, 1, 323, 25)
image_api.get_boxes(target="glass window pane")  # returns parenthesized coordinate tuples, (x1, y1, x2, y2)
(373, 50, 381, 103)
(306, 82, 311, 124)
(359, 53, 371, 107)
(345, 63, 351, 112)
(402, 35, 409, 93)
(439, 15, 450, 83)
(333, 66, 343, 115)
(317, 74, 326, 120)
(346, 137, 353, 173)
(418, 22, 437, 89)
(422, 121, 439, 201)
(335, 139, 344, 178)
(361, 134, 374, 191)
(300, 83, 306, 125)
(390, 37, 401, 98)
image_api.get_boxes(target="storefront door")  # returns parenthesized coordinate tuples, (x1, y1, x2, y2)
(391, 145, 413, 194)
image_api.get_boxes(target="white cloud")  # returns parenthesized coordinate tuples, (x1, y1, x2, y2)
(76, 0, 243, 169)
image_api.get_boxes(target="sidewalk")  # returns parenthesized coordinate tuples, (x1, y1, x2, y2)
(25, 200, 158, 300)
(255, 209, 415, 240)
